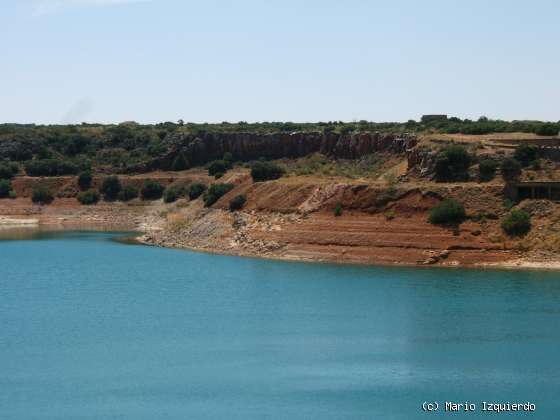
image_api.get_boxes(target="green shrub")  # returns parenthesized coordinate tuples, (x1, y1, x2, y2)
(535, 123, 558, 136)
(503, 199, 515, 210)
(229, 194, 247, 211)
(501, 158, 522, 181)
(141, 180, 164, 200)
(77, 189, 100, 205)
(428, 199, 466, 225)
(250, 161, 285, 182)
(208, 160, 231, 176)
(25, 159, 79, 177)
(530, 159, 541, 170)
(117, 185, 138, 202)
(0, 179, 12, 198)
(0, 163, 18, 180)
(77, 171, 93, 190)
(223, 152, 233, 163)
(501, 209, 531, 236)
(479, 159, 497, 182)
(514, 143, 538, 167)
(188, 183, 206, 200)
(334, 202, 343, 217)
(434, 146, 471, 181)
(163, 186, 180, 203)
(100, 175, 122, 200)
(171, 153, 190, 171)
(214, 172, 224, 179)
(31, 186, 54, 204)
(203, 183, 234, 207)
(8, 190, 16, 199)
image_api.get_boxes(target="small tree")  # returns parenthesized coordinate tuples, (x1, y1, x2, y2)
(163, 186, 179, 203)
(535, 123, 558, 136)
(229, 194, 247, 211)
(77, 189, 100, 205)
(100, 176, 122, 200)
(501, 158, 522, 181)
(479, 159, 497, 182)
(434, 146, 471, 181)
(141, 180, 164, 200)
(32, 186, 54, 205)
(0, 163, 18, 180)
(0, 179, 12, 198)
(188, 183, 206, 200)
(77, 171, 93, 191)
(428, 199, 466, 225)
(334, 202, 343, 217)
(117, 185, 139, 202)
(501, 209, 531, 236)
(514, 143, 538, 167)
(171, 153, 190, 171)
(250, 161, 285, 182)
(208, 160, 229, 176)
(203, 183, 234, 207)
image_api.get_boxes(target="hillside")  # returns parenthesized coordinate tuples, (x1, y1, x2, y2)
(1, 119, 560, 268)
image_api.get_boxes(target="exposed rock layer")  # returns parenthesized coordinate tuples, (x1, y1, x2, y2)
(131, 131, 417, 172)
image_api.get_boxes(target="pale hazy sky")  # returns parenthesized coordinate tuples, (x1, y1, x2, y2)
(2, 0, 559, 124)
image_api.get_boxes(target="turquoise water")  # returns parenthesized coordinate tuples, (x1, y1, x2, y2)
(1, 231, 559, 419)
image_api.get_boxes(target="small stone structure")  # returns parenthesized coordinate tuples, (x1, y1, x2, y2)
(516, 182, 560, 201)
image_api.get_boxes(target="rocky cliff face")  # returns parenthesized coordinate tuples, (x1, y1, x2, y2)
(134, 131, 417, 171)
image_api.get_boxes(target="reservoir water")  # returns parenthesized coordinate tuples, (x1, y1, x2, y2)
(1, 231, 559, 419)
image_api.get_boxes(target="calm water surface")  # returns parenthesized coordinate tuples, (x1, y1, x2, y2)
(1, 231, 559, 419)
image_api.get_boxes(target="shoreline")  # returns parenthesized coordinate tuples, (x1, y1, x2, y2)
(133, 235, 560, 272)
(1, 219, 558, 272)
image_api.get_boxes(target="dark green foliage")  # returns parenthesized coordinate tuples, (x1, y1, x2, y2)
(503, 199, 515, 210)
(208, 160, 230, 176)
(0, 179, 12, 198)
(535, 123, 558, 136)
(141, 180, 164, 200)
(223, 152, 233, 163)
(334, 202, 343, 217)
(229, 194, 246, 211)
(100, 176, 122, 200)
(25, 159, 79, 177)
(530, 159, 541, 170)
(77, 189, 100, 205)
(434, 146, 471, 181)
(0, 120, 559, 173)
(428, 199, 466, 225)
(31, 186, 53, 204)
(203, 183, 234, 207)
(171, 153, 190, 171)
(77, 171, 93, 190)
(514, 143, 538, 167)
(0, 162, 18, 180)
(479, 159, 497, 182)
(250, 161, 285, 182)
(214, 172, 224, 179)
(501, 158, 522, 181)
(501, 209, 531, 236)
(163, 186, 180, 203)
(188, 183, 206, 200)
(9, 190, 16, 199)
(117, 185, 138, 202)
(62, 134, 89, 156)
